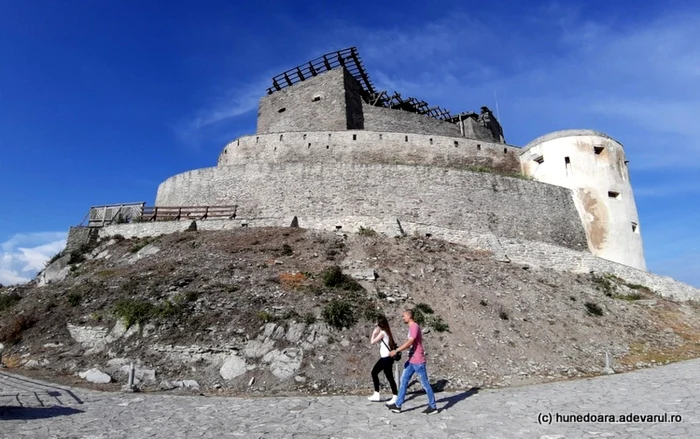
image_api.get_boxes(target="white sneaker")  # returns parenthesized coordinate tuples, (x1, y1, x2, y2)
(385, 395, 397, 405)
(367, 392, 381, 402)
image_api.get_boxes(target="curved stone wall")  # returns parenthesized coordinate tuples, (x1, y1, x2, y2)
(156, 163, 587, 251)
(218, 131, 521, 173)
(521, 131, 645, 270)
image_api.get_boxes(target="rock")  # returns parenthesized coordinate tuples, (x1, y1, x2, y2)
(37, 254, 71, 287)
(220, 355, 247, 380)
(79, 368, 112, 384)
(248, 377, 255, 387)
(128, 244, 161, 263)
(343, 269, 377, 281)
(294, 376, 306, 383)
(263, 348, 303, 380)
(262, 323, 277, 339)
(272, 326, 285, 340)
(24, 360, 40, 369)
(340, 339, 350, 347)
(173, 380, 199, 389)
(159, 380, 177, 390)
(244, 338, 275, 358)
(285, 323, 306, 343)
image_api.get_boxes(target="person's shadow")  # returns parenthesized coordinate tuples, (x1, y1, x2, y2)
(0, 405, 84, 420)
(401, 379, 480, 412)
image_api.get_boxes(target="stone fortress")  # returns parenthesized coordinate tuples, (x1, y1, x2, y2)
(67, 47, 699, 301)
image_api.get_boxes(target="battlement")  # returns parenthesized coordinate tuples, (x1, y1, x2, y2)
(257, 48, 505, 143)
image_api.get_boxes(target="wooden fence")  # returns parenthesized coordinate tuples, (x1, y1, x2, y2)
(82, 204, 238, 227)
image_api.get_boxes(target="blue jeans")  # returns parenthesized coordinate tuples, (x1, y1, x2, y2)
(395, 361, 436, 409)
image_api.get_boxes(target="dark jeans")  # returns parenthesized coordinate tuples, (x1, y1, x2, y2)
(371, 356, 398, 394)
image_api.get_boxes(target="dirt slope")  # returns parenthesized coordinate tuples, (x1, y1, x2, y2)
(1, 227, 700, 396)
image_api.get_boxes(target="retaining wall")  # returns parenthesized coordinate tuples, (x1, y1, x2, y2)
(218, 131, 521, 173)
(155, 162, 587, 251)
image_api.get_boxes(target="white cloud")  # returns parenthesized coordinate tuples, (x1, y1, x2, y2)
(0, 232, 66, 285)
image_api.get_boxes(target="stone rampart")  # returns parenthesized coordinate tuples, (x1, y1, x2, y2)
(155, 162, 588, 251)
(218, 131, 521, 173)
(361, 103, 462, 137)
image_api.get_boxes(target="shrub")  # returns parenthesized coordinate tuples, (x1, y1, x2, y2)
(0, 292, 21, 312)
(414, 303, 434, 315)
(585, 301, 604, 316)
(112, 234, 125, 242)
(322, 299, 356, 329)
(257, 311, 275, 323)
(429, 315, 450, 332)
(281, 244, 293, 256)
(304, 312, 317, 325)
(67, 292, 82, 307)
(321, 266, 362, 291)
(479, 299, 488, 306)
(614, 292, 644, 301)
(362, 306, 382, 322)
(592, 274, 617, 296)
(499, 309, 509, 320)
(67, 251, 86, 265)
(357, 226, 377, 237)
(0, 315, 37, 344)
(113, 299, 158, 328)
(467, 165, 492, 173)
(45, 251, 63, 267)
(130, 237, 154, 253)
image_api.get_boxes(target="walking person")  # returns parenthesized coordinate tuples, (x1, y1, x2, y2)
(386, 308, 439, 415)
(367, 315, 399, 404)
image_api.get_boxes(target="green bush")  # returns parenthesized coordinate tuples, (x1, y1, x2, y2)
(0, 292, 21, 312)
(304, 312, 317, 325)
(257, 311, 275, 323)
(281, 244, 293, 256)
(321, 266, 362, 291)
(429, 315, 450, 332)
(67, 292, 82, 307)
(585, 301, 604, 316)
(113, 299, 158, 328)
(322, 299, 356, 329)
(414, 303, 434, 314)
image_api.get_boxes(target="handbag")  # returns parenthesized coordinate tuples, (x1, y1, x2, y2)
(382, 338, 402, 362)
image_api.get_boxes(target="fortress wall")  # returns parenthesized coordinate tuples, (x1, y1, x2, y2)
(257, 69, 352, 134)
(497, 238, 700, 302)
(361, 103, 462, 137)
(155, 162, 587, 250)
(218, 131, 521, 173)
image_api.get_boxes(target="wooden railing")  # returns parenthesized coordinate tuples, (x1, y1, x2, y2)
(140, 205, 238, 222)
(82, 204, 238, 227)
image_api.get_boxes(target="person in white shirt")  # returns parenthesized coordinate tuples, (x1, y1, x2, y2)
(368, 315, 399, 404)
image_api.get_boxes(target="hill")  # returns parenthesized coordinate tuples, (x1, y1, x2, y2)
(1, 226, 699, 396)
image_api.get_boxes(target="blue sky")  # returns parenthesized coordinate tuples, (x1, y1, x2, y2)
(1, 0, 698, 287)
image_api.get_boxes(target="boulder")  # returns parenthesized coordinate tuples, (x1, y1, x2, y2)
(285, 323, 306, 343)
(79, 368, 112, 384)
(220, 355, 247, 380)
(263, 348, 303, 380)
(244, 338, 275, 358)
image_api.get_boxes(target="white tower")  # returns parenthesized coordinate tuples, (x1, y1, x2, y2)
(520, 130, 646, 270)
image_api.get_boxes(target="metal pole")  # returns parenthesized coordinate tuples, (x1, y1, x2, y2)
(128, 362, 135, 388)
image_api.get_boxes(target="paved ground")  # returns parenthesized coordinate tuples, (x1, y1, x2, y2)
(1, 359, 699, 438)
